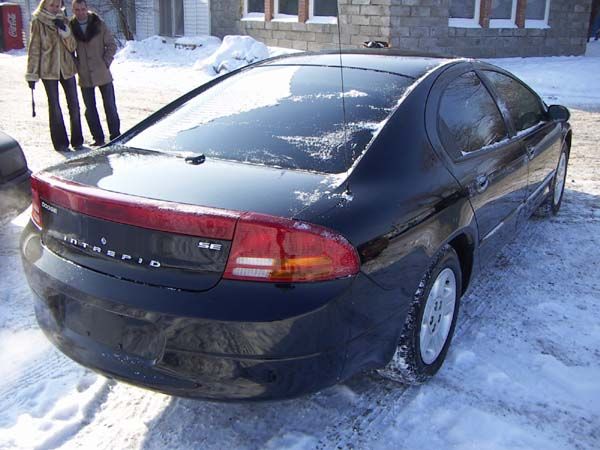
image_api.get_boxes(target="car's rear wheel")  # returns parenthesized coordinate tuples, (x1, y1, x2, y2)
(378, 245, 462, 384)
(536, 144, 569, 216)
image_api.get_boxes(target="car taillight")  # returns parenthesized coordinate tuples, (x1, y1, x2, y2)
(30, 173, 359, 283)
(224, 212, 359, 283)
(31, 177, 42, 229)
(29, 173, 240, 239)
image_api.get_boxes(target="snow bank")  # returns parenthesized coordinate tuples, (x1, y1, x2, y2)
(193, 35, 270, 75)
(114, 35, 222, 67)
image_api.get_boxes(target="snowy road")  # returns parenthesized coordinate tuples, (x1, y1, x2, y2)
(0, 41, 599, 450)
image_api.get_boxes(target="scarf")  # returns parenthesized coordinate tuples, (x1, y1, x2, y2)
(33, 7, 66, 30)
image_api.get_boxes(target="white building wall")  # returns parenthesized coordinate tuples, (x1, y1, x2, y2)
(135, 0, 209, 39)
(183, 0, 210, 36)
(135, 0, 159, 39)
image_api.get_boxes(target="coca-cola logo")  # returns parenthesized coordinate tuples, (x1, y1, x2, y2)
(7, 13, 17, 38)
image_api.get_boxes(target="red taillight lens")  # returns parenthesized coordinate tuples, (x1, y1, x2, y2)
(224, 213, 359, 283)
(31, 177, 42, 229)
(30, 173, 239, 239)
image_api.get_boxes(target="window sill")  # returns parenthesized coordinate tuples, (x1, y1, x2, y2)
(448, 18, 481, 28)
(241, 13, 265, 22)
(307, 17, 338, 25)
(524, 20, 550, 29)
(273, 14, 298, 22)
(489, 19, 517, 28)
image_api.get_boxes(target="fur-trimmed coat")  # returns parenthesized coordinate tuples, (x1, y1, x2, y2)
(70, 13, 117, 88)
(25, 12, 77, 82)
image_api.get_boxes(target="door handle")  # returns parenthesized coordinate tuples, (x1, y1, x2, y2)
(475, 175, 489, 194)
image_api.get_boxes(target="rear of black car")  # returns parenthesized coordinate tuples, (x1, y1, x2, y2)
(20, 57, 422, 400)
(22, 169, 374, 400)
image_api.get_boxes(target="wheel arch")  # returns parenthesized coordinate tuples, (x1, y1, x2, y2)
(447, 231, 475, 295)
(565, 129, 572, 155)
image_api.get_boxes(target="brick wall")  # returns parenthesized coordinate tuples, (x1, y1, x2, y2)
(238, 0, 592, 56)
(389, 0, 592, 57)
(240, 0, 393, 52)
(211, 0, 242, 37)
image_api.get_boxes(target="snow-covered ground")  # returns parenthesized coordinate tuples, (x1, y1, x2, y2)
(0, 37, 599, 450)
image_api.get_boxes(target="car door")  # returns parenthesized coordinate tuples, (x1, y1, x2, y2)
(429, 68, 529, 268)
(479, 69, 563, 210)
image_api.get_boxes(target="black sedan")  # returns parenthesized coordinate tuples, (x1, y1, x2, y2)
(21, 50, 571, 401)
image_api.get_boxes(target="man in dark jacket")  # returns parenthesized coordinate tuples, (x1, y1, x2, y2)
(70, 0, 120, 146)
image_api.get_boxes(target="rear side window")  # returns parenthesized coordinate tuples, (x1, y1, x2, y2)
(438, 71, 508, 155)
(125, 65, 413, 174)
(483, 70, 545, 132)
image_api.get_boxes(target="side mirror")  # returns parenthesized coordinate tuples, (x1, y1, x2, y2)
(547, 104, 570, 122)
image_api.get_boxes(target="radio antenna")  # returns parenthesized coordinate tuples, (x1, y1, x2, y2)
(336, 1, 351, 186)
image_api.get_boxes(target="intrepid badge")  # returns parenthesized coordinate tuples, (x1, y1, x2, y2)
(63, 235, 161, 268)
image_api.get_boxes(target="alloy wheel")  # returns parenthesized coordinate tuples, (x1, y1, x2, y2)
(554, 152, 567, 206)
(419, 268, 456, 365)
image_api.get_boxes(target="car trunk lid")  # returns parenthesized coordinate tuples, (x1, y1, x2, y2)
(32, 148, 347, 291)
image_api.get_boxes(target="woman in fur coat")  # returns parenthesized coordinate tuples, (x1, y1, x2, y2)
(25, 0, 84, 152)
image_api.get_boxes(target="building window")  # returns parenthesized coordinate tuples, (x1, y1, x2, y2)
(276, 0, 298, 17)
(449, 0, 481, 28)
(449, 0, 551, 29)
(312, 0, 337, 18)
(489, 0, 517, 28)
(525, 0, 550, 28)
(159, 0, 184, 37)
(243, 0, 265, 19)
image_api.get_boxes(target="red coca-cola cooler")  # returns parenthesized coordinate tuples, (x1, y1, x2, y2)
(0, 3, 24, 51)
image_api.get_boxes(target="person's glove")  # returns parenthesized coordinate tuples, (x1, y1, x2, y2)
(28, 81, 35, 90)
(53, 18, 66, 31)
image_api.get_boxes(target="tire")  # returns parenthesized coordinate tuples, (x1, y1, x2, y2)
(536, 145, 569, 217)
(378, 245, 462, 384)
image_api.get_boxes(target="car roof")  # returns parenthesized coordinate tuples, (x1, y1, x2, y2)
(260, 49, 459, 79)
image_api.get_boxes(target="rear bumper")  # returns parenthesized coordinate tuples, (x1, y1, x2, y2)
(21, 222, 407, 401)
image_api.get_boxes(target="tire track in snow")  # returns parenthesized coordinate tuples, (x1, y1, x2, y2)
(32, 378, 115, 450)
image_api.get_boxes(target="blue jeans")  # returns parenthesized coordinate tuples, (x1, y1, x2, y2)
(42, 76, 83, 151)
(81, 82, 121, 143)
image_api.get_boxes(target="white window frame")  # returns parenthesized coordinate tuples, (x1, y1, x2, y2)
(242, 0, 265, 21)
(489, 0, 518, 28)
(274, 0, 298, 21)
(448, 0, 481, 29)
(525, 0, 551, 29)
(308, 0, 338, 24)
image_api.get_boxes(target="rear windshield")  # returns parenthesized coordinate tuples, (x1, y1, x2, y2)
(125, 65, 413, 174)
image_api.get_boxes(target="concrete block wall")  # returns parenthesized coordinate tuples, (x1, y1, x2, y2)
(240, 0, 591, 56)
(240, 0, 393, 51)
(389, 0, 592, 57)
(211, 0, 241, 37)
